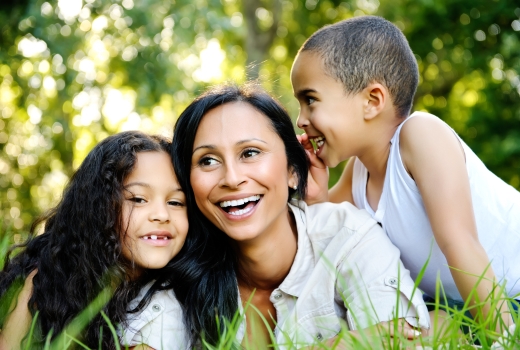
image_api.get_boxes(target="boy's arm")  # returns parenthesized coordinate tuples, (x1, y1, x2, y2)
(298, 133, 355, 205)
(297, 133, 330, 204)
(399, 115, 512, 331)
(0, 271, 35, 350)
(329, 157, 355, 204)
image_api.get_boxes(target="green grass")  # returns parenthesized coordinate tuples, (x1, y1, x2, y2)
(0, 226, 518, 349)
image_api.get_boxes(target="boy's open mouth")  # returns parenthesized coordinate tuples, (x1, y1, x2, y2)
(310, 136, 325, 153)
(219, 195, 262, 216)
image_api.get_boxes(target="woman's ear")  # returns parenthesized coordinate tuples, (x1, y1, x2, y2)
(363, 83, 388, 121)
(288, 169, 298, 190)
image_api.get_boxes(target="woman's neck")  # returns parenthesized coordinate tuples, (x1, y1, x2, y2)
(236, 209, 298, 291)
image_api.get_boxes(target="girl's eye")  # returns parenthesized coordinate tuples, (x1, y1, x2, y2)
(168, 200, 185, 207)
(242, 148, 260, 159)
(198, 156, 218, 167)
(306, 97, 316, 105)
(128, 197, 146, 204)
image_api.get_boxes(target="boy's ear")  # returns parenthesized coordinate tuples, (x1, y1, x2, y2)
(363, 83, 388, 120)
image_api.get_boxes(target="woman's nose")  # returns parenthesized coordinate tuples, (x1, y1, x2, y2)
(220, 162, 246, 189)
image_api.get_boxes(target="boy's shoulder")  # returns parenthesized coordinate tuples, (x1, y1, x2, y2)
(399, 111, 455, 149)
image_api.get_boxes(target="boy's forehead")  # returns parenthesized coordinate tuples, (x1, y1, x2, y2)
(291, 51, 333, 90)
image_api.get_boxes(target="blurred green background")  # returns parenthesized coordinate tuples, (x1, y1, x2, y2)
(0, 0, 519, 235)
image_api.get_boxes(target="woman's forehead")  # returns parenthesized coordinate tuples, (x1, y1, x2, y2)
(194, 102, 279, 146)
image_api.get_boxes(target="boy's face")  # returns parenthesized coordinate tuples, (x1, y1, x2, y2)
(291, 51, 367, 167)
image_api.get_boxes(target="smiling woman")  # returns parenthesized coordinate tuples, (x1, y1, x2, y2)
(172, 83, 432, 348)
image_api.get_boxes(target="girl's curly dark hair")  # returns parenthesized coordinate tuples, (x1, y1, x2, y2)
(0, 130, 171, 349)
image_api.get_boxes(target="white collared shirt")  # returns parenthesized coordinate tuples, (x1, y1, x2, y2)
(120, 200, 430, 349)
(119, 283, 189, 350)
(248, 200, 430, 348)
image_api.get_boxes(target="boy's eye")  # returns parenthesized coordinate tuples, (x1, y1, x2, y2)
(198, 156, 218, 167)
(242, 148, 260, 159)
(306, 97, 316, 105)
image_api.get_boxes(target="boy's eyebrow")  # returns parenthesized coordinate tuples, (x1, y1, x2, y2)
(294, 88, 317, 98)
(192, 138, 267, 154)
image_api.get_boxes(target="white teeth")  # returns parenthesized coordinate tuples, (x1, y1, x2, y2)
(219, 195, 261, 208)
(228, 206, 254, 216)
(313, 136, 325, 149)
(143, 235, 169, 240)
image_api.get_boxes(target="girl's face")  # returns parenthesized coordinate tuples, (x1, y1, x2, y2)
(190, 102, 297, 244)
(121, 151, 188, 274)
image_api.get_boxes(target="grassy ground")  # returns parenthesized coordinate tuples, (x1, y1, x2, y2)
(0, 229, 518, 349)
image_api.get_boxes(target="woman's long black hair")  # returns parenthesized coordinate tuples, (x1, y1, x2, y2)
(171, 83, 308, 346)
(0, 131, 171, 349)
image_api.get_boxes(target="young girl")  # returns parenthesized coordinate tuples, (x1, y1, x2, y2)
(0, 131, 189, 349)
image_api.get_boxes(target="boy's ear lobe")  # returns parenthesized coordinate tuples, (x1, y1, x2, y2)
(363, 83, 387, 120)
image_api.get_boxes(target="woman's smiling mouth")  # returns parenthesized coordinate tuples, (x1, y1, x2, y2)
(219, 195, 262, 216)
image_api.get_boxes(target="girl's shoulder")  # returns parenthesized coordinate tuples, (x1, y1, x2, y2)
(0, 270, 36, 349)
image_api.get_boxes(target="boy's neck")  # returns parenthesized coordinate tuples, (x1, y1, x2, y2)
(358, 109, 404, 180)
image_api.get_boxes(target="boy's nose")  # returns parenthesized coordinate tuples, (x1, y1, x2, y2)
(296, 111, 309, 129)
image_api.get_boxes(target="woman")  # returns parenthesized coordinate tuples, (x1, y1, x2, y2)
(171, 84, 431, 348)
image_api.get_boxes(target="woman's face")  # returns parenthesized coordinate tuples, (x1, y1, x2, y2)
(121, 151, 189, 273)
(190, 102, 297, 243)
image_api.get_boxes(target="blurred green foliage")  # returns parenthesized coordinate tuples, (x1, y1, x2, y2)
(0, 0, 519, 233)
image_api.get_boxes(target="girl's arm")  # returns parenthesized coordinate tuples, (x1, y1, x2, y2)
(399, 114, 512, 330)
(0, 271, 36, 350)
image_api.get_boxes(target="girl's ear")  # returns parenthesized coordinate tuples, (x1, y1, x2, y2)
(363, 83, 388, 121)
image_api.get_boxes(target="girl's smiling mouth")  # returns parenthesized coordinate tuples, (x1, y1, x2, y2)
(218, 195, 262, 216)
(140, 231, 173, 246)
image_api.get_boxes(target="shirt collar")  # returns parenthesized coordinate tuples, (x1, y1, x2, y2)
(277, 202, 316, 298)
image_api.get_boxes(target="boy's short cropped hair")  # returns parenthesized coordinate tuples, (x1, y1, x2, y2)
(301, 16, 418, 117)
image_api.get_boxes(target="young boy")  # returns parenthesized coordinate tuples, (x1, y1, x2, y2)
(290, 15, 519, 331)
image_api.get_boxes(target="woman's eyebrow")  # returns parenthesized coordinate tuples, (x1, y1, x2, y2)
(192, 138, 267, 154)
(192, 144, 215, 154)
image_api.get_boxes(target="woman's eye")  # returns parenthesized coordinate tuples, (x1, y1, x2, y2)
(306, 97, 316, 105)
(198, 156, 218, 167)
(242, 149, 260, 159)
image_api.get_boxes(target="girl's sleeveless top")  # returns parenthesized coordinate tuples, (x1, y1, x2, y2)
(352, 111, 520, 301)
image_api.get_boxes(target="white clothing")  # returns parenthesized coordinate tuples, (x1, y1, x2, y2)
(237, 201, 430, 348)
(352, 111, 520, 301)
(119, 283, 189, 350)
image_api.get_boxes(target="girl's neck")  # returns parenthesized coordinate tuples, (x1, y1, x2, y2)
(236, 209, 298, 291)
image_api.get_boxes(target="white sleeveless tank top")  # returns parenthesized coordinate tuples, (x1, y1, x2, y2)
(352, 111, 520, 301)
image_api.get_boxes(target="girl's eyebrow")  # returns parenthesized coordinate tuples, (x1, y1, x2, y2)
(192, 138, 267, 154)
(125, 182, 183, 192)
